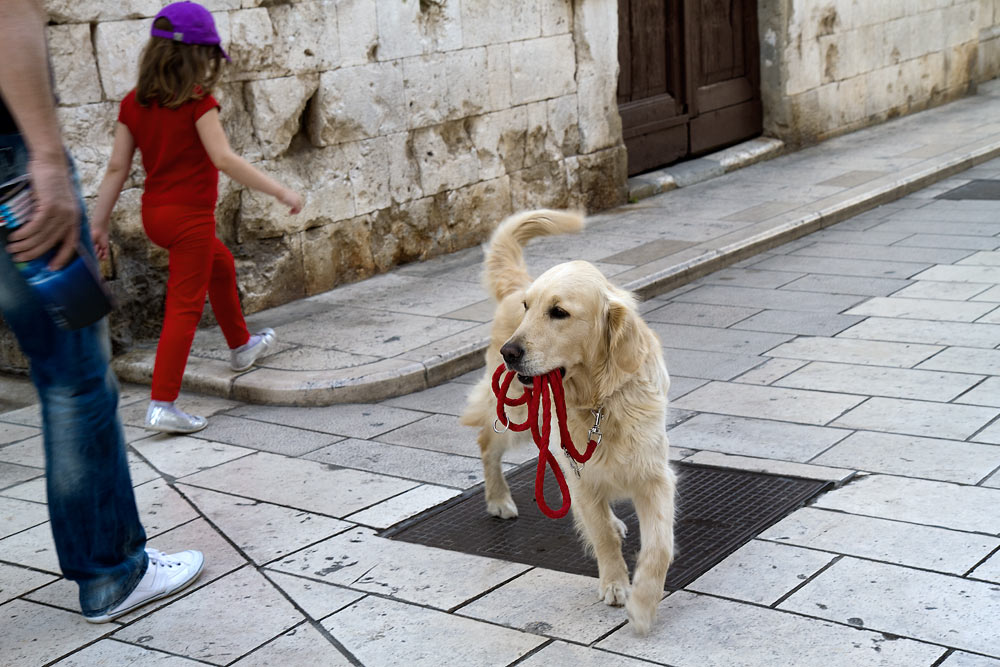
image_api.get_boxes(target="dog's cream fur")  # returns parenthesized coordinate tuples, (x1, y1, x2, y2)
(460, 209, 676, 635)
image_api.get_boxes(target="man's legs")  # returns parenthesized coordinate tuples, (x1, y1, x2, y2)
(0, 138, 147, 617)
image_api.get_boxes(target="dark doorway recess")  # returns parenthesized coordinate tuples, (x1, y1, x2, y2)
(383, 462, 830, 591)
(617, 0, 764, 176)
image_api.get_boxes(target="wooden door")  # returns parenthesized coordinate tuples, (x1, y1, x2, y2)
(618, 0, 762, 175)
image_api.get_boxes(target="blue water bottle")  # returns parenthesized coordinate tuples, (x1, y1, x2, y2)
(0, 175, 114, 330)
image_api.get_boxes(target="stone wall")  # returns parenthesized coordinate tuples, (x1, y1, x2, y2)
(759, 0, 1000, 144)
(11, 0, 624, 364)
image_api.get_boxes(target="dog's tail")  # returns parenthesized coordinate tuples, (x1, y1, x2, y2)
(484, 209, 584, 302)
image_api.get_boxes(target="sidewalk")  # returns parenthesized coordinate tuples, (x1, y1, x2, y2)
(2, 84, 1000, 666)
(113, 80, 1000, 406)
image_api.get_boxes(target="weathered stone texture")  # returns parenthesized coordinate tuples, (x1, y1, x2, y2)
(309, 63, 407, 146)
(48, 25, 103, 106)
(762, 0, 990, 144)
(244, 75, 319, 159)
(22, 0, 624, 369)
(93, 19, 148, 102)
(510, 35, 577, 105)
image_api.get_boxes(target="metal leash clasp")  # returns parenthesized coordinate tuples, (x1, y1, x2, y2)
(588, 406, 604, 447)
(563, 449, 584, 478)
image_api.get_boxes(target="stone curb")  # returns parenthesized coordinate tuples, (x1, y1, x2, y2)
(111, 133, 1000, 405)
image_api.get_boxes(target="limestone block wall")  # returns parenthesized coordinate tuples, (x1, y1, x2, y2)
(26, 0, 626, 360)
(759, 0, 999, 144)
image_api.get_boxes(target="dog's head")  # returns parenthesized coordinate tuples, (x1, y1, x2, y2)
(499, 261, 649, 395)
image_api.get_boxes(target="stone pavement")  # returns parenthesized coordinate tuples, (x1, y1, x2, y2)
(112, 79, 1000, 406)
(3, 96, 1000, 665)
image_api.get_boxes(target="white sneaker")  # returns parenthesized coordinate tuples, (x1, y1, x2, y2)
(230, 328, 276, 371)
(145, 401, 207, 434)
(84, 548, 204, 623)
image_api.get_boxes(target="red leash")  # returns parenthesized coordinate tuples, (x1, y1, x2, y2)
(491, 364, 599, 519)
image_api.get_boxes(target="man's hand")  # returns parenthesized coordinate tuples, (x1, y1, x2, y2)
(5, 154, 79, 270)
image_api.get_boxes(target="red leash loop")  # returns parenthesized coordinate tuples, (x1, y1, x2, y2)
(491, 364, 599, 519)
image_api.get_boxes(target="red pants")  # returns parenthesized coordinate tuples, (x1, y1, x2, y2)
(143, 205, 250, 402)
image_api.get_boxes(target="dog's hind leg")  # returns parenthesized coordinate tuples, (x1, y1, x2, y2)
(478, 427, 518, 519)
(573, 490, 630, 606)
(625, 466, 677, 636)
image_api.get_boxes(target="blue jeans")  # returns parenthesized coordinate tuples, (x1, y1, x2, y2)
(0, 132, 147, 617)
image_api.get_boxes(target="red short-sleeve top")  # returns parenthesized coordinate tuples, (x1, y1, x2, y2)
(118, 90, 220, 208)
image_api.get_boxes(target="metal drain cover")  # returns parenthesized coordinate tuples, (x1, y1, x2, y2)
(383, 462, 830, 590)
(936, 179, 1000, 200)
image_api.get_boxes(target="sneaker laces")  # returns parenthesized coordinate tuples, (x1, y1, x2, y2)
(145, 548, 182, 569)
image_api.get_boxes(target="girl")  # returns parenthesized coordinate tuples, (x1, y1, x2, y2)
(92, 1, 303, 434)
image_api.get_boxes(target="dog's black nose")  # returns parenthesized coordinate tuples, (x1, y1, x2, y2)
(500, 342, 524, 367)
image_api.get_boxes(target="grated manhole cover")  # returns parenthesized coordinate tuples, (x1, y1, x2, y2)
(936, 179, 1000, 200)
(383, 462, 830, 590)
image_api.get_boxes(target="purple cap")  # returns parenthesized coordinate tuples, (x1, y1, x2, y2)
(151, 1, 230, 62)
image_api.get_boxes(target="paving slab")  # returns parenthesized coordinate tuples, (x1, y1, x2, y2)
(812, 431, 1000, 483)
(130, 435, 255, 479)
(177, 485, 352, 565)
(672, 382, 865, 426)
(0, 495, 50, 539)
(458, 568, 628, 643)
(324, 595, 545, 667)
(113, 566, 305, 665)
(344, 484, 462, 528)
(179, 452, 418, 518)
(813, 474, 1000, 534)
(518, 641, 663, 667)
(0, 600, 114, 666)
(892, 280, 994, 300)
(760, 507, 1000, 575)
(831, 397, 998, 440)
(49, 641, 205, 666)
(775, 361, 982, 402)
(225, 402, 426, 439)
(230, 623, 352, 666)
(685, 539, 836, 605)
(665, 413, 849, 461)
(970, 552, 1000, 583)
(0, 561, 58, 605)
(940, 652, 1000, 667)
(269, 527, 530, 610)
(596, 591, 945, 666)
(765, 337, 942, 368)
(845, 296, 998, 322)
(260, 570, 365, 621)
(780, 557, 1000, 657)
(303, 438, 495, 489)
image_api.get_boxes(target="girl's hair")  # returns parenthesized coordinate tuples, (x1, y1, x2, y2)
(136, 17, 224, 108)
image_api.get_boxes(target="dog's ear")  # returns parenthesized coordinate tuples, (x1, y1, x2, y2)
(597, 293, 648, 396)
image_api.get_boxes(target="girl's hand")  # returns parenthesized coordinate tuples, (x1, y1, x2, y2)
(278, 188, 303, 215)
(91, 224, 110, 261)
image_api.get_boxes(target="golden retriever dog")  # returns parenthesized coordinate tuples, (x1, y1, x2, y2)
(460, 209, 676, 635)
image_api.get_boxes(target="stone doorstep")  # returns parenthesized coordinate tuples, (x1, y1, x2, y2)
(626, 136, 787, 202)
(111, 133, 1000, 406)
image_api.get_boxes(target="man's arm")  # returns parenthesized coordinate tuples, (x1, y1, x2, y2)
(0, 0, 78, 269)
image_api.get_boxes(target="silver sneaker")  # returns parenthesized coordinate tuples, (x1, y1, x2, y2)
(145, 402, 207, 434)
(230, 328, 276, 371)
(84, 548, 205, 623)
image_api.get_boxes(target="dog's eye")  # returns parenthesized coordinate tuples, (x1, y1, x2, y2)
(548, 306, 569, 319)
(523, 301, 528, 310)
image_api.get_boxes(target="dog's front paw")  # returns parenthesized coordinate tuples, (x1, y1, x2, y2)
(598, 578, 629, 607)
(626, 596, 657, 636)
(486, 497, 518, 519)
